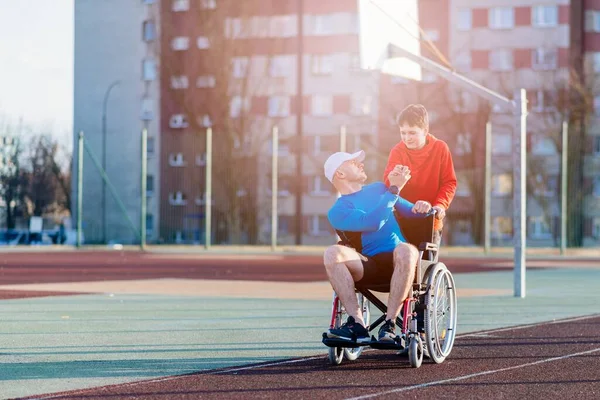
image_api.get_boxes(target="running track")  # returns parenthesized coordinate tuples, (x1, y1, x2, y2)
(25, 315, 600, 399)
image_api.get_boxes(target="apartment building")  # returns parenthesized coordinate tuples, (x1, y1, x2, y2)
(74, 0, 161, 244)
(159, 0, 379, 244)
(379, 0, 600, 247)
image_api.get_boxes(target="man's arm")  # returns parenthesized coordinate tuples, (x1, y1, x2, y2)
(393, 196, 424, 219)
(328, 192, 398, 232)
(433, 144, 457, 210)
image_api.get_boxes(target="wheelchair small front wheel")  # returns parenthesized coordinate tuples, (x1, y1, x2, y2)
(328, 346, 344, 365)
(408, 335, 423, 368)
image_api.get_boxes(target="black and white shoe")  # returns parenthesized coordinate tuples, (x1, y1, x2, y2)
(327, 316, 370, 343)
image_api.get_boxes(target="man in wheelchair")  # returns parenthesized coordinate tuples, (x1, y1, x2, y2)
(322, 149, 431, 345)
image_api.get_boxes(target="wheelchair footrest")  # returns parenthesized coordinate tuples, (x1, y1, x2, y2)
(322, 333, 368, 348)
(369, 337, 405, 351)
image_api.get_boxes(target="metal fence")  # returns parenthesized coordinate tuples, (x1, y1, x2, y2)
(70, 118, 599, 251)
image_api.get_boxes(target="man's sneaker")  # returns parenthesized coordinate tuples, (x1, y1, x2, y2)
(378, 319, 398, 343)
(327, 316, 370, 343)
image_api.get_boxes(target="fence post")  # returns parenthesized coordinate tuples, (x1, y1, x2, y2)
(271, 126, 279, 251)
(76, 131, 84, 248)
(560, 120, 568, 255)
(140, 128, 147, 251)
(484, 121, 492, 254)
(205, 127, 212, 249)
(339, 125, 347, 152)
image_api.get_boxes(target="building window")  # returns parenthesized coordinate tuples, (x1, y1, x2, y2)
(489, 7, 514, 29)
(171, 36, 189, 51)
(594, 177, 600, 197)
(593, 217, 600, 239)
(143, 0, 156, 4)
(593, 53, 600, 73)
(532, 174, 557, 197)
(169, 114, 188, 129)
(311, 95, 333, 116)
(196, 75, 216, 88)
(142, 59, 157, 81)
(142, 20, 156, 41)
(585, 10, 600, 32)
(147, 137, 155, 156)
(593, 136, 600, 155)
(594, 96, 600, 115)
(269, 55, 294, 77)
(141, 98, 154, 121)
(170, 75, 189, 89)
(454, 52, 471, 72)
(533, 90, 556, 112)
(492, 133, 512, 154)
(198, 114, 212, 127)
(532, 5, 558, 27)
(169, 191, 187, 205)
(528, 216, 553, 239)
(457, 9, 471, 31)
(168, 153, 186, 166)
(455, 132, 472, 155)
(310, 176, 332, 196)
(489, 49, 513, 71)
(146, 175, 154, 197)
(201, 0, 216, 9)
(269, 15, 297, 37)
(530, 134, 557, 156)
(268, 96, 291, 117)
(172, 0, 189, 12)
(309, 215, 331, 236)
(231, 57, 249, 78)
(197, 36, 210, 49)
(307, 14, 335, 36)
(229, 96, 250, 118)
(146, 214, 154, 235)
(225, 17, 247, 38)
(492, 174, 512, 196)
(491, 216, 512, 239)
(423, 29, 439, 42)
(350, 95, 372, 116)
(455, 173, 471, 197)
(532, 48, 557, 70)
(311, 55, 334, 75)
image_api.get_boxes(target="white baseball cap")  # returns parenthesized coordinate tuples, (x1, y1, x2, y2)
(323, 150, 365, 183)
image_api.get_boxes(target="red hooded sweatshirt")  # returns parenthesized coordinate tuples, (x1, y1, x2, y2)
(383, 134, 457, 231)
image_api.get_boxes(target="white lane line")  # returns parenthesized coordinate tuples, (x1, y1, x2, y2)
(459, 313, 600, 338)
(345, 346, 600, 400)
(209, 355, 324, 374)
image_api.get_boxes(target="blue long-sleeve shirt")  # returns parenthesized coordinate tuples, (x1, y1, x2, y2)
(328, 182, 422, 257)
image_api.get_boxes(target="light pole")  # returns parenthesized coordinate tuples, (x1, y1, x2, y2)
(101, 80, 120, 244)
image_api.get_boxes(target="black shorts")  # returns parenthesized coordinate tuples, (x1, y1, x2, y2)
(356, 252, 395, 287)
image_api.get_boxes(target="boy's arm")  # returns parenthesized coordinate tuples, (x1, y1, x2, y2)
(329, 192, 398, 232)
(434, 145, 457, 210)
(383, 146, 402, 187)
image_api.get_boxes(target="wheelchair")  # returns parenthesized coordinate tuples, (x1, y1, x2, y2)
(322, 213, 458, 368)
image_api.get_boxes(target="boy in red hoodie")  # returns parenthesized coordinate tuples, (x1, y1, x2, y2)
(383, 104, 457, 244)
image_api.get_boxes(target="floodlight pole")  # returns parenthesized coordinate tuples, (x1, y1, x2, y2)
(388, 44, 527, 298)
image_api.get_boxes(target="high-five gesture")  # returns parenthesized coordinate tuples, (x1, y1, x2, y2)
(387, 165, 411, 191)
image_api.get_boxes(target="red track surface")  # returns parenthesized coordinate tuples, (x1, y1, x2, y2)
(0, 250, 580, 287)
(24, 315, 600, 400)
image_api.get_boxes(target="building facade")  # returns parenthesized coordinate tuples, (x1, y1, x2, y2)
(73, 0, 161, 244)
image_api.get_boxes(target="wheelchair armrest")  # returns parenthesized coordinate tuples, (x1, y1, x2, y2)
(418, 242, 438, 252)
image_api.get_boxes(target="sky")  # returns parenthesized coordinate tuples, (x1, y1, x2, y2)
(0, 0, 73, 148)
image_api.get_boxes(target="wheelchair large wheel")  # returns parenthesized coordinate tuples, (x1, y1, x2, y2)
(423, 262, 457, 364)
(327, 292, 370, 365)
